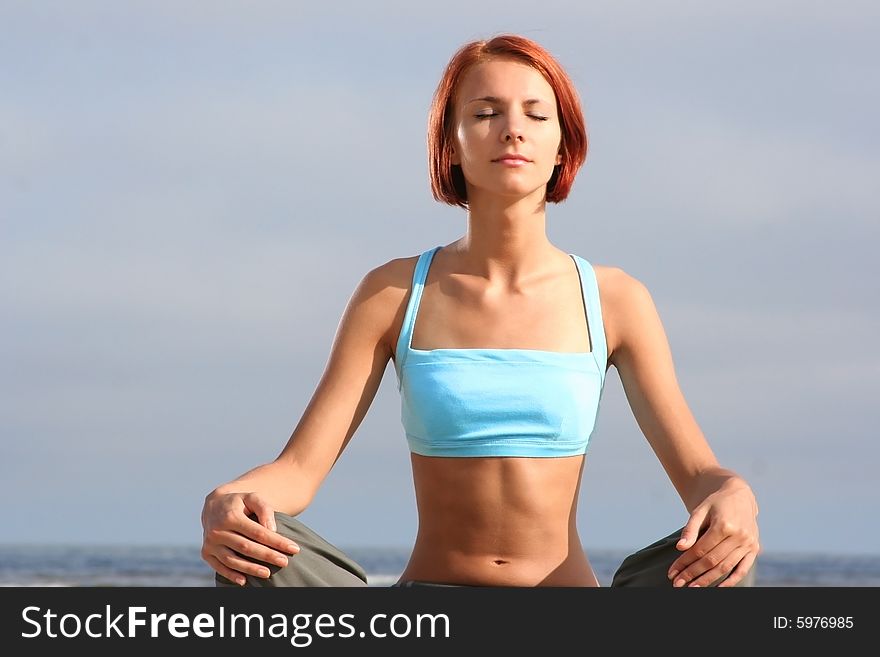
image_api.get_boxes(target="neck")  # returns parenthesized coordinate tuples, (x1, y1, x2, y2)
(451, 190, 556, 285)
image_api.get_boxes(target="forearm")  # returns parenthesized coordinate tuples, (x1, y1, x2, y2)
(208, 459, 312, 516)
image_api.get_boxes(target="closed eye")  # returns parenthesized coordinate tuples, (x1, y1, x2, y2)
(475, 112, 549, 121)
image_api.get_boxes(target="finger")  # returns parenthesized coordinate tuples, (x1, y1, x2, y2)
(245, 523, 302, 558)
(676, 509, 709, 552)
(686, 543, 750, 588)
(215, 544, 278, 579)
(717, 550, 759, 588)
(205, 553, 247, 586)
(223, 529, 297, 570)
(669, 533, 733, 586)
(668, 525, 721, 582)
(234, 512, 301, 557)
(242, 493, 278, 532)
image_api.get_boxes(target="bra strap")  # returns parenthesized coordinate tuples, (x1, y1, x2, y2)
(573, 255, 608, 386)
(394, 245, 441, 386)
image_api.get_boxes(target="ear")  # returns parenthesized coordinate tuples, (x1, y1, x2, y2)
(450, 146, 460, 166)
(555, 151, 563, 166)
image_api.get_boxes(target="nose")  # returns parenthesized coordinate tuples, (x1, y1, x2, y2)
(501, 115, 525, 143)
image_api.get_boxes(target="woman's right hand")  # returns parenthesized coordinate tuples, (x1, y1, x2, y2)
(200, 490, 301, 585)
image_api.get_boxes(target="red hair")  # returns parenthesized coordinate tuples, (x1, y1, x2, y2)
(427, 34, 588, 209)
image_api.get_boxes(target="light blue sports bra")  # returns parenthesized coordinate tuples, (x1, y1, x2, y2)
(394, 245, 608, 458)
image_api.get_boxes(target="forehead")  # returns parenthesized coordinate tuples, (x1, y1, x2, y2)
(456, 58, 555, 105)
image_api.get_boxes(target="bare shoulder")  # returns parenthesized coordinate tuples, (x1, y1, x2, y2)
(354, 254, 420, 359)
(362, 254, 419, 304)
(592, 264, 653, 365)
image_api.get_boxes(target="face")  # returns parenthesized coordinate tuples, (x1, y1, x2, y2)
(450, 57, 563, 201)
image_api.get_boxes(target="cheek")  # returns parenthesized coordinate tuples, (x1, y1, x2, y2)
(455, 125, 467, 150)
(456, 123, 490, 152)
(542, 133, 562, 163)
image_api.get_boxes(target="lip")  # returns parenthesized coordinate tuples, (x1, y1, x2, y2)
(493, 154, 531, 163)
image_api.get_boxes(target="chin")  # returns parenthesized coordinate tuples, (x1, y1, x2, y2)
(467, 176, 549, 200)
(495, 183, 548, 199)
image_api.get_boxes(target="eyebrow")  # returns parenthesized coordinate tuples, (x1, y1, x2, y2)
(465, 96, 550, 106)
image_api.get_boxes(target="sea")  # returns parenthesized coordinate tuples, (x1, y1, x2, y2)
(1, 545, 879, 587)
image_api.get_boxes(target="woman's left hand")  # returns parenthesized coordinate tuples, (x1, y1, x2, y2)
(667, 478, 761, 587)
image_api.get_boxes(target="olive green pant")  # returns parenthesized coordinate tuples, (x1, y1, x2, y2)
(216, 513, 755, 587)
(215, 512, 368, 587)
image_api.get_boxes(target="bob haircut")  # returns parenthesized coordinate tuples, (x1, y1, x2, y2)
(427, 34, 588, 209)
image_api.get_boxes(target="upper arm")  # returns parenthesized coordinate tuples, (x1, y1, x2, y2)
(273, 260, 404, 505)
(609, 269, 720, 501)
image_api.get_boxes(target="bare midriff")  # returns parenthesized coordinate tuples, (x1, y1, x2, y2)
(398, 453, 600, 587)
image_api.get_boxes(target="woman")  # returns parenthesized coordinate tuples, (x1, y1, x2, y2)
(200, 33, 760, 588)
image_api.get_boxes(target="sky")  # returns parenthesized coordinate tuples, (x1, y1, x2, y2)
(2, 1, 878, 558)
